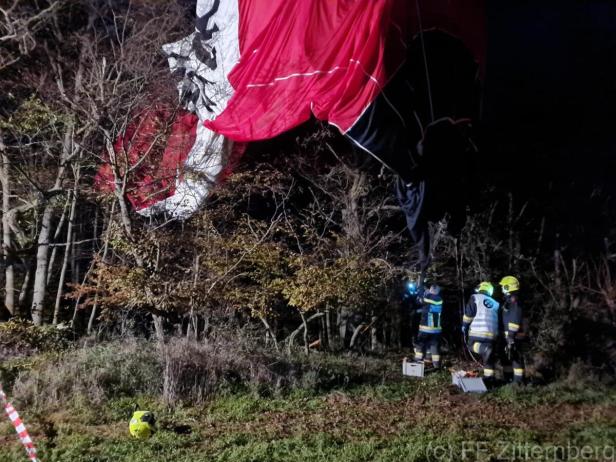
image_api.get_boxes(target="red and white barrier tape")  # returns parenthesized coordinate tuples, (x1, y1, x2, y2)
(0, 386, 40, 462)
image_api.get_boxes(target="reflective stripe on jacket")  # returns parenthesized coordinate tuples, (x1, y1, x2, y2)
(419, 293, 443, 334)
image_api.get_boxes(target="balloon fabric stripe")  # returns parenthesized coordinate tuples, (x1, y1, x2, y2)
(0, 386, 40, 462)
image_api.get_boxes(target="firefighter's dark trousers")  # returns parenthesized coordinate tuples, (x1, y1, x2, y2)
(469, 339, 496, 379)
(414, 332, 441, 367)
(507, 342, 525, 383)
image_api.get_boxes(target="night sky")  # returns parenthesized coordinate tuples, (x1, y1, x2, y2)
(484, 1, 616, 252)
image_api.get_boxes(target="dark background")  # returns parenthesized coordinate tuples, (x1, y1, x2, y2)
(483, 1, 616, 255)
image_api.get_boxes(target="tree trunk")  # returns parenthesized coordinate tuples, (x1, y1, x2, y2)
(188, 254, 200, 339)
(341, 170, 367, 255)
(47, 195, 70, 285)
(31, 126, 72, 325)
(153, 314, 165, 342)
(31, 204, 55, 325)
(299, 310, 309, 355)
(286, 312, 324, 353)
(105, 135, 134, 237)
(53, 172, 79, 324)
(1, 146, 15, 316)
(349, 323, 366, 349)
(86, 294, 98, 334)
(325, 306, 332, 350)
(259, 316, 279, 351)
(71, 230, 80, 284)
(18, 263, 32, 310)
(320, 312, 328, 349)
(338, 307, 349, 348)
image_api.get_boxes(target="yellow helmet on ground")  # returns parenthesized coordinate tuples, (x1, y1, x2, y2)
(499, 276, 520, 294)
(129, 411, 156, 439)
(476, 281, 494, 296)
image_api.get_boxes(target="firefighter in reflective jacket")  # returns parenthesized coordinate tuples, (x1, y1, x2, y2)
(500, 276, 526, 383)
(462, 281, 500, 380)
(413, 284, 443, 368)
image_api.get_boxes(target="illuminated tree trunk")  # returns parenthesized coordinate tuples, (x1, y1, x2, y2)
(31, 204, 54, 325)
(1, 143, 15, 316)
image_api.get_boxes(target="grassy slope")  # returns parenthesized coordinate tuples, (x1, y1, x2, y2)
(1, 372, 615, 462)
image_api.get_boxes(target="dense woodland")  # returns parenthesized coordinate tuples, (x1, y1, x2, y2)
(1, 0, 615, 382)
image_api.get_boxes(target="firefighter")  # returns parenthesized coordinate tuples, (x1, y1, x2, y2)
(462, 281, 500, 382)
(413, 284, 443, 368)
(499, 275, 526, 384)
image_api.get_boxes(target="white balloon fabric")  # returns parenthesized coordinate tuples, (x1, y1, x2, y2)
(138, 0, 240, 218)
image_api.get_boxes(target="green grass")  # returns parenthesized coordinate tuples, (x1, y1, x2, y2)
(4, 420, 613, 462)
(0, 373, 616, 462)
(487, 380, 616, 406)
(1, 357, 615, 462)
(206, 390, 324, 422)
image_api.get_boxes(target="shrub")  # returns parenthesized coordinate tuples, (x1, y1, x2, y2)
(0, 319, 72, 361)
(11, 339, 162, 409)
(9, 337, 399, 410)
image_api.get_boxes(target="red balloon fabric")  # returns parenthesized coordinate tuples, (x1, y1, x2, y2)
(95, 110, 199, 210)
(205, 0, 484, 142)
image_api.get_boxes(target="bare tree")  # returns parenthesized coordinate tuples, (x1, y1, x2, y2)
(30, 124, 78, 324)
(0, 1, 59, 318)
(0, 0, 187, 325)
(52, 162, 80, 324)
(0, 0, 58, 70)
